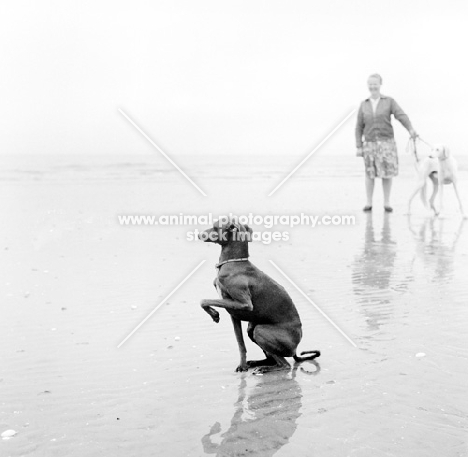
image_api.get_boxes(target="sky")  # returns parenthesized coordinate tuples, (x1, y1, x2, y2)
(1, 0, 467, 156)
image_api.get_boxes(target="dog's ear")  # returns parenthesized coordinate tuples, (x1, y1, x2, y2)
(228, 222, 239, 232)
(443, 146, 450, 158)
(228, 223, 253, 242)
(245, 224, 253, 242)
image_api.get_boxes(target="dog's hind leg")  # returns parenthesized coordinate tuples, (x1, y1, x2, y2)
(452, 180, 466, 216)
(245, 322, 276, 368)
(408, 180, 426, 214)
(420, 181, 428, 208)
(246, 356, 276, 368)
(438, 171, 445, 217)
(250, 324, 302, 372)
(429, 172, 439, 214)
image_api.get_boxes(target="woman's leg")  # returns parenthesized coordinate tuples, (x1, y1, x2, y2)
(365, 176, 375, 206)
(382, 178, 393, 207)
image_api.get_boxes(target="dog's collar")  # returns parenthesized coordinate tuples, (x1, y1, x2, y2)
(215, 258, 249, 269)
(429, 154, 448, 161)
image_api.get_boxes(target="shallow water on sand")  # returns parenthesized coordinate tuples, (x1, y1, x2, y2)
(1, 154, 467, 456)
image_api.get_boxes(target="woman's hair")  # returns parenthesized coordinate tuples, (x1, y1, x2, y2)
(368, 73, 383, 84)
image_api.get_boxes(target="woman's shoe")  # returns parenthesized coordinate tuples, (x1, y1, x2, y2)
(384, 206, 393, 213)
(363, 205, 372, 212)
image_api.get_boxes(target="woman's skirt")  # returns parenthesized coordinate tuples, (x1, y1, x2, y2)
(362, 139, 398, 179)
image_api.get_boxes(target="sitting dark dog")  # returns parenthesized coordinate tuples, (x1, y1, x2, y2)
(199, 217, 320, 372)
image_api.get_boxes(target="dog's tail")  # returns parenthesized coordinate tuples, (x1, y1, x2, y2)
(293, 350, 321, 362)
(420, 181, 428, 207)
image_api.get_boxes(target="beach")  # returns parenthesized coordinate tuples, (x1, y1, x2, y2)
(1, 153, 468, 457)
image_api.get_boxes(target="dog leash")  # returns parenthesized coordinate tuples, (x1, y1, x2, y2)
(408, 136, 449, 162)
(418, 137, 450, 160)
(407, 136, 436, 161)
(419, 138, 434, 149)
(406, 137, 420, 162)
(215, 258, 249, 269)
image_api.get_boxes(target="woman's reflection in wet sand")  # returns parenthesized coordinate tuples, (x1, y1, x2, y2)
(351, 213, 397, 332)
(201, 361, 320, 456)
(407, 215, 465, 284)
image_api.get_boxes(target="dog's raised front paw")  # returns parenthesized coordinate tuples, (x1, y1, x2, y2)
(207, 308, 220, 323)
(208, 422, 221, 435)
(201, 302, 220, 323)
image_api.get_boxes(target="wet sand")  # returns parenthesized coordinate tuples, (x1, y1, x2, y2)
(1, 154, 467, 456)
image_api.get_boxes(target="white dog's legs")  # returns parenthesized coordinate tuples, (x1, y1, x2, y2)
(437, 172, 445, 217)
(452, 180, 466, 217)
(408, 180, 427, 214)
(428, 173, 439, 214)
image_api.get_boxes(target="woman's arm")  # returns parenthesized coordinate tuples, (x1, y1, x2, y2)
(391, 99, 417, 137)
(355, 103, 365, 148)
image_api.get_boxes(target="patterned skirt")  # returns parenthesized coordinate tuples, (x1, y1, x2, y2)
(362, 139, 398, 179)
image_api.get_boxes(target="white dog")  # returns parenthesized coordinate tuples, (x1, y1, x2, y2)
(408, 143, 465, 217)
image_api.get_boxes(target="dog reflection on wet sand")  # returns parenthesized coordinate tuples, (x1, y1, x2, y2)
(407, 215, 465, 284)
(202, 362, 319, 456)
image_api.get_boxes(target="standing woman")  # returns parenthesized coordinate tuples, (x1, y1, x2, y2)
(356, 74, 417, 212)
